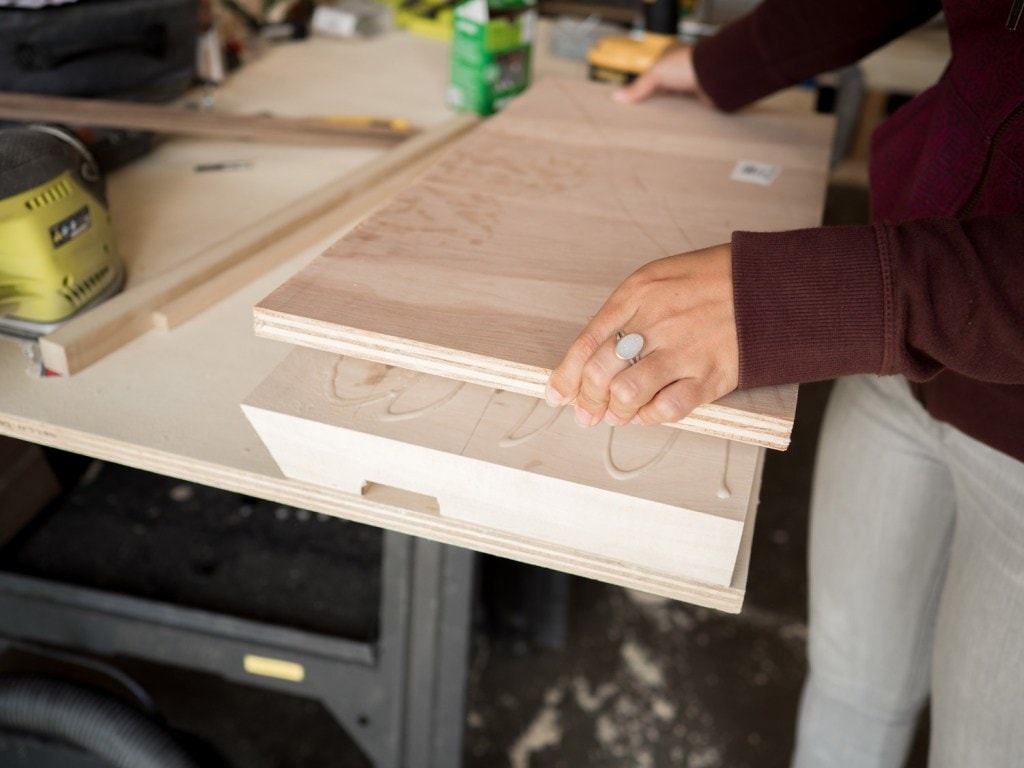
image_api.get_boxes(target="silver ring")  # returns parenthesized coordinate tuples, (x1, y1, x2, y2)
(614, 331, 644, 365)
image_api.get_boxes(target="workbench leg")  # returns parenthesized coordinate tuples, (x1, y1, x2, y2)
(352, 532, 475, 768)
(402, 538, 475, 768)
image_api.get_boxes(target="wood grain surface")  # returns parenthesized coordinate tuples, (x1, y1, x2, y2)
(255, 77, 834, 449)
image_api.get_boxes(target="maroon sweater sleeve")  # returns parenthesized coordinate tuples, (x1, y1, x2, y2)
(733, 215, 1024, 388)
(693, 0, 942, 112)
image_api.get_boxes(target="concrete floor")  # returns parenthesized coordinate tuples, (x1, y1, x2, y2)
(0, 187, 933, 767)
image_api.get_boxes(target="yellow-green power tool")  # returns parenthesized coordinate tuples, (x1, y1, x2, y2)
(0, 124, 124, 339)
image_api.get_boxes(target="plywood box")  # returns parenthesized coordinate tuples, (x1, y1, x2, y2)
(243, 347, 764, 612)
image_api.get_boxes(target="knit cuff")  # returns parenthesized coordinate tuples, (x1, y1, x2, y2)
(732, 226, 887, 389)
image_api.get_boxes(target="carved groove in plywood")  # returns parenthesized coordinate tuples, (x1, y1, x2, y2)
(255, 77, 834, 450)
(242, 347, 764, 590)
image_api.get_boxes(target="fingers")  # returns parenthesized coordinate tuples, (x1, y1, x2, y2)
(602, 349, 676, 426)
(573, 333, 638, 426)
(555, 341, 735, 429)
(601, 346, 731, 427)
(612, 46, 699, 104)
(613, 70, 661, 104)
(546, 297, 635, 409)
(546, 243, 739, 429)
(549, 327, 635, 427)
(633, 374, 727, 426)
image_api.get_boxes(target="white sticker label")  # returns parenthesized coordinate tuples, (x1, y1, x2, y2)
(731, 160, 781, 186)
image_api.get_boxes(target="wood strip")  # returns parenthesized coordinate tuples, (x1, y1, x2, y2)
(0, 91, 416, 146)
(254, 77, 833, 449)
(39, 113, 479, 375)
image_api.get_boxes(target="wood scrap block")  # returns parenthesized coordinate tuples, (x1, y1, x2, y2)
(243, 347, 764, 592)
(0, 436, 60, 547)
(255, 77, 835, 450)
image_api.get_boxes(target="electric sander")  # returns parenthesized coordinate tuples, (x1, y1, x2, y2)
(0, 124, 124, 339)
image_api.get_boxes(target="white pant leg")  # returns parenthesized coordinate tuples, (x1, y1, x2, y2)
(929, 425, 1024, 768)
(792, 375, 956, 768)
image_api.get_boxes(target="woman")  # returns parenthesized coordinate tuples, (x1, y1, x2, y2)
(546, 2, 1024, 766)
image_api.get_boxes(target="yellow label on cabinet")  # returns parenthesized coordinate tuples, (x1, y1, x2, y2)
(243, 654, 305, 682)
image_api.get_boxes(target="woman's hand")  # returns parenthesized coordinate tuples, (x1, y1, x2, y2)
(545, 244, 739, 427)
(613, 45, 714, 107)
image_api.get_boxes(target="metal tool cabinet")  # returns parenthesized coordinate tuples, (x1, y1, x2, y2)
(0, 528, 473, 767)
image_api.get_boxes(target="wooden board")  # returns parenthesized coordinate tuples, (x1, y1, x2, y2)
(0, 91, 416, 146)
(255, 77, 835, 450)
(243, 347, 763, 588)
(38, 113, 478, 376)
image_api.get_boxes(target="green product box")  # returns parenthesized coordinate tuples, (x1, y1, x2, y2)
(446, 0, 537, 116)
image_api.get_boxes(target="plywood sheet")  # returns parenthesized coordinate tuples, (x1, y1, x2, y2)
(243, 347, 764, 589)
(255, 77, 834, 450)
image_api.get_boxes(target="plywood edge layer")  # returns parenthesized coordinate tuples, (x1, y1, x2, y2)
(253, 307, 550, 388)
(728, 445, 766, 594)
(253, 307, 794, 450)
(682, 406, 793, 451)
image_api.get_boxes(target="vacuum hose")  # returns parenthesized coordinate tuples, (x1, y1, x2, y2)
(0, 676, 201, 768)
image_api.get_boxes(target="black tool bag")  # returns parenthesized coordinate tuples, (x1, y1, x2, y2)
(0, 0, 200, 101)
